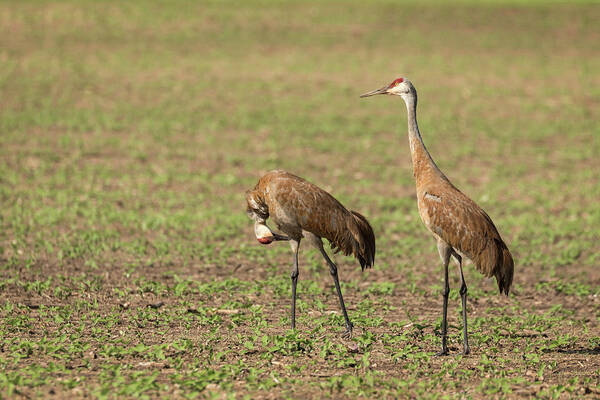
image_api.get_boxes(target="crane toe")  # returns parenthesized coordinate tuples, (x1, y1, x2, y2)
(341, 327, 353, 339)
(435, 349, 449, 357)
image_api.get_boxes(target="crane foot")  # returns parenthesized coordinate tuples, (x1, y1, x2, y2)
(462, 346, 470, 355)
(341, 324, 353, 339)
(435, 349, 449, 357)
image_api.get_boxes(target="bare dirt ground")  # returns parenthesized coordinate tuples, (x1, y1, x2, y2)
(1, 0, 599, 398)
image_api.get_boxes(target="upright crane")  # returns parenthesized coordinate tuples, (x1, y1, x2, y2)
(246, 170, 376, 337)
(361, 78, 514, 355)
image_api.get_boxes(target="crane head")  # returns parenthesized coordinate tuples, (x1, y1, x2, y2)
(254, 222, 290, 244)
(360, 77, 414, 98)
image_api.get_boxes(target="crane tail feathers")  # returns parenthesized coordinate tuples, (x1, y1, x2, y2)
(347, 210, 376, 270)
(494, 242, 514, 296)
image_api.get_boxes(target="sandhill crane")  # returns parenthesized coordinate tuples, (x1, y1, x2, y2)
(246, 170, 375, 337)
(361, 78, 514, 355)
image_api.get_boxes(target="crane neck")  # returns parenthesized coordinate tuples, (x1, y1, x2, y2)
(403, 93, 443, 181)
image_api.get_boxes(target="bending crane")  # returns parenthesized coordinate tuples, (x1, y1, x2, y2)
(246, 170, 375, 337)
(361, 78, 514, 355)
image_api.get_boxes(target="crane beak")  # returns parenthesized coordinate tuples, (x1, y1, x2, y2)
(360, 85, 390, 98)
(257, 232, 290, 245)
(255, 222, 290, 244)
(272, 233, 290, 241)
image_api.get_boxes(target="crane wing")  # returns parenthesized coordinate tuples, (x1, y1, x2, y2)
(262, 170, 375, 268)
(420, 188, 503, 278)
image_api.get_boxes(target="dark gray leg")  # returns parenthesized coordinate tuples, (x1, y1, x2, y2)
(318, 246, 353, 338)
(436, 240, 451, 356)
(290, 239, 300, 330)
(456, 253, 470, 355)
(437, 261, 450, 356)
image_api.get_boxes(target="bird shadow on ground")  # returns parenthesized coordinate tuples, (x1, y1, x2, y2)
(499, 332, 549, 339)
(542, 347, 600, 355)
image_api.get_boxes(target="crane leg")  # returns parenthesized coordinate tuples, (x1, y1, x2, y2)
(318, 246, 353, 338)
(455, 253, 470, 355)
(436, 240, 451, 356)
(289, 239, 300, 330)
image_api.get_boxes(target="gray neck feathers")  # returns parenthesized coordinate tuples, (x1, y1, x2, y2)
(402, 91, 442, 175)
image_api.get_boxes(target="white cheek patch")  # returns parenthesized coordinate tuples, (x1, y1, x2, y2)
(255, 223, 273, 239)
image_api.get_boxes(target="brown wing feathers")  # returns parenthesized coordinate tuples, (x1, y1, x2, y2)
(423, 188, 514, 295)
(304, 192, 375, 270)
